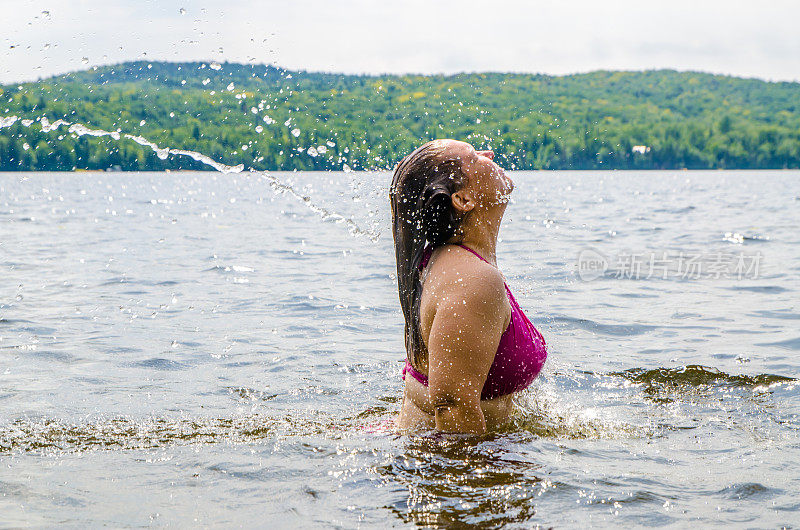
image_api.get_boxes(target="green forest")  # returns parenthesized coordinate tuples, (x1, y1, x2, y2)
(1, 61, 799, 171)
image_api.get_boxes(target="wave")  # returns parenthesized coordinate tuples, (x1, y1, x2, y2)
(3, 364, 794, 454)
(509, 363, 796, 440)
(612, 365, 794, 389)
(0, 413, 344, 455)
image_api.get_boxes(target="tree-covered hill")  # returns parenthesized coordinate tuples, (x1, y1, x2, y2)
(1, 61, 799, 171)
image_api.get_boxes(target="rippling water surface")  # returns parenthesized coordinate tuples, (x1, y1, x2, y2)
(1, 170, 798, 527)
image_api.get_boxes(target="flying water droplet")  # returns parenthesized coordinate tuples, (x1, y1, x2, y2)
(209, 61, 222, 71)
(5, 113, 379, 240)
(291, 128, 300, 137)
(255, 125, 264, 133)
(307, 147, 318, 157)
(263, 115, 275, 124)
(81, 57, 89, 64)
(226, 82, 235, 91)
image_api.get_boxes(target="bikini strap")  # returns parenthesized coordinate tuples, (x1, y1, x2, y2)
(459, 244, 508, 290)
(457, 243, 489, 264)
(419, 243, 490, 271)
(417, 243, 434, 271)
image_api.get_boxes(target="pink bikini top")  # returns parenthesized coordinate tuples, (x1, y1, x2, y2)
(402, 243, 548, 400)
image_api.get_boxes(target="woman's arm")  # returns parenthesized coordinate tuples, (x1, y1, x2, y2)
(426, 268, 508, 434)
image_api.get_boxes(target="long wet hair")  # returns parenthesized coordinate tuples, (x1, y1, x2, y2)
(389, 140, 468, 370)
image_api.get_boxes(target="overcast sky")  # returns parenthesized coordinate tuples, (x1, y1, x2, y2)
(2, 0, 799, 84)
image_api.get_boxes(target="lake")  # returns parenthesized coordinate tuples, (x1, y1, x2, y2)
(1, 170, 798, 527)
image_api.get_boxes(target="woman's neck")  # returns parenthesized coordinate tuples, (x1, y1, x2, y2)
(455, 209, 503, 266)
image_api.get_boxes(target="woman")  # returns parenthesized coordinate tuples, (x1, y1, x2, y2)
(390, 139, 547, 434)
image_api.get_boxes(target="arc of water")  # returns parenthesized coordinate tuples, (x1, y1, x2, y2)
(1, 114, 381, 240)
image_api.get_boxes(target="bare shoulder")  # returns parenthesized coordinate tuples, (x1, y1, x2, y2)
(427, 245, 507, 311)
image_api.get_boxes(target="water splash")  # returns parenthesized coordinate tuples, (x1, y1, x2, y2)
(0, 116, 18, 128)
(40, 117, 70, 133)
(508, 363, 796, 440)
(511, 378, 655, 440)
(0, 413, 346, 455)
(1, 114, 381, 240)
(69, 123, 121, 140)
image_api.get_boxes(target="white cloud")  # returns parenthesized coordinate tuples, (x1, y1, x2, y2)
(1, 0, 798, 83)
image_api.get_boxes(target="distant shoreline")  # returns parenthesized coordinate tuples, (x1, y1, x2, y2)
(2, 62, 799, 172)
